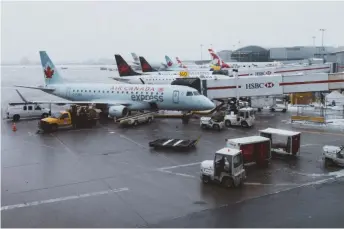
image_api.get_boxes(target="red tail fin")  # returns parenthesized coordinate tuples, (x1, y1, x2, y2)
(139, 56, 158, 72)
(114, 54, 142, 76)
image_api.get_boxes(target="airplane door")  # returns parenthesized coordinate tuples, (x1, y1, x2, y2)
(66, 87, 71, 99)
(173, 90, 179, 103)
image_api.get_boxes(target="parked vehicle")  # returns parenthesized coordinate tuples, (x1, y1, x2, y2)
(200, 147, 246, 188)
(224, 107, 255, 128)
(6, 103, 50, 122)
(226, 136, 271, 167)
(323, 145, 344, 167)
(259, 128, 301, 156)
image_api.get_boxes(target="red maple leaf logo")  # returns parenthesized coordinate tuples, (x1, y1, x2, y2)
(167, 61, 173, 67)
(44, 66, 54, 79)
(142, 63, 150, 71)
(118, 64, 129, 73)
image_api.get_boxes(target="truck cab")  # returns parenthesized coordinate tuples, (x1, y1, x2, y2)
(200, 147, 246, 188)
(224, 107, 255, 128)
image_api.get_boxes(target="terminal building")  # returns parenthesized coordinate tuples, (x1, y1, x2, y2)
(217, 45, 339, 63)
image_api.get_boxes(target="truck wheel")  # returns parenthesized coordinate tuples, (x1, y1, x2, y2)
(201, 124, 207, 129)
(282, 109, 287, 112)
(133, 120, 138, 126)
(225, 120, 231, 127)
(13, 114, 20, 122)
(41, 113, 49, 118)
(202, 175, 210, 184)
(270, 108, 275, 112)
(241, 121, 248, 128)
(257, 108, 262, 112)
(324, 158, 333, 167)
(147, 117, 152, 123)
(222, 177, 233, 188)
(51, 124, 58, 132)
(213, 124, 221, 131)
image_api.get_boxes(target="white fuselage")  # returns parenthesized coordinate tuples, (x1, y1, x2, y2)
(45, 83, 215, 111)
(114, 73, 230, 85)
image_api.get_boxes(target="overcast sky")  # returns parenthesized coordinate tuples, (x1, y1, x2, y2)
(2, 1, 344, 63)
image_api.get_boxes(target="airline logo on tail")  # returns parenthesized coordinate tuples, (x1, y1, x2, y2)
(176, 57, 187, 68)
(44, 65, 54, 79)
(118, 64, 130, 74)
(208, 48, 230, 68)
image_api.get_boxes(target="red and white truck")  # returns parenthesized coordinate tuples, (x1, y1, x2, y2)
(225, 136, 271, 167)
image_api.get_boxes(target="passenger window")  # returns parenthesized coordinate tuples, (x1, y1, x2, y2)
(186, 91, 193, 96)
(28, 106, 33, 110)
(23, 106, 27, 110)
(35, 106, 41, 110)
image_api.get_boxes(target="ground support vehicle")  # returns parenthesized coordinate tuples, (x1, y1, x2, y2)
(200, 111, 225, 131)
(200, 147, 246, 188)
(226, 136, 271, 167)
(149, 138, 200, 150)
(117, 112, 154, 127)
(259, 128, 301, 156)
(6, 102, 50, 122)
(38, 105, 100, 133)
(224, 107, 255, 128)
(323, 145, 344, 167)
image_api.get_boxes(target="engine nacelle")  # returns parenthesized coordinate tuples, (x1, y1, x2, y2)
(108, 105, 129, 118)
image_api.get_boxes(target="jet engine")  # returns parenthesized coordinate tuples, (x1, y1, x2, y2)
(108, 105, 129, 118)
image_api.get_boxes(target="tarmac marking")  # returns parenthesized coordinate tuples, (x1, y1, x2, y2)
(158, 169, 197, 178)
(21, 140, 58, 149)
(158, 162, 202, 171)
(0, 187, 129, 211)
(50, 133, 75, 154)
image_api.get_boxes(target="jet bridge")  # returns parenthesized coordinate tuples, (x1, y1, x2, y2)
(172, 72, 344, 100)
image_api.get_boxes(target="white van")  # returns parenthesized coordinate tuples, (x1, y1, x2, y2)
(6, 103, 50, 121)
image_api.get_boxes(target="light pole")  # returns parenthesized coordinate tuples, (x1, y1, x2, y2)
(238, 41, 241, 62)
(200, 44, 203, 61)
(312, 36, 316, 57)
(319, 29, 326, 59)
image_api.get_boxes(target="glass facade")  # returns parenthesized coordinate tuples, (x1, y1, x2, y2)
(231, 46, 269, 62)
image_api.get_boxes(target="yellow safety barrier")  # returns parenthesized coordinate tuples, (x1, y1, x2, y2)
(310, 116, 325, 123)
(291, 116, 325, 123)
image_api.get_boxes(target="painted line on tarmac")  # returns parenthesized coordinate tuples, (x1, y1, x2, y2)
(158, 162, 202, 171)
(1, 187, 129, 211)
(158, 169, 197, 179)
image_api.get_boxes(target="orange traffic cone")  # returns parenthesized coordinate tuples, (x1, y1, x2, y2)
(12, 122, 17, 132)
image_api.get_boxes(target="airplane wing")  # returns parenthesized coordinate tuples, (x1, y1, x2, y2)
(108, 77, 132, 82)
(15, 85, 55, 92)
(21, 99, 133, 107)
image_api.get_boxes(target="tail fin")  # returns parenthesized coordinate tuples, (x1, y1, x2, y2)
(139, 56, 158, 72)
(115, 54, 142, 76)
(165, 55, 174, 67)
(176, 57, 187, 68)
(39, 51, 64, 85)
(131, 52, 139, 63)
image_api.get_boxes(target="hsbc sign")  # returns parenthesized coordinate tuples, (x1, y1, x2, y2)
(246, 82, 275, 89)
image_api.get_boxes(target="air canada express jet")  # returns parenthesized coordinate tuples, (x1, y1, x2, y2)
(111, 54, 231, 85)
(15, 51, 215, 118)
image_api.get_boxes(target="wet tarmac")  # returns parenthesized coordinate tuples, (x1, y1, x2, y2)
(1, 66, 344, 227)
(2, 109, 344, 227)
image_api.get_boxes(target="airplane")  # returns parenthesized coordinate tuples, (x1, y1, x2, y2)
(139, 56, 178, 75)
(131, 52, 167, 70)
(14, 51, 216, 119)
(111, 54, 232, 85)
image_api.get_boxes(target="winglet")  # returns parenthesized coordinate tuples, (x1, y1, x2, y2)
(139, 78, 145, 84)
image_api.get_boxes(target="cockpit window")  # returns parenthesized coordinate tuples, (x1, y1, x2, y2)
(186, 91, 193, 96)
(193, 91, 200, 96)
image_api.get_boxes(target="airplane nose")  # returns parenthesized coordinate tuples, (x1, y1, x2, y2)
(202, 97, 216, 110)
